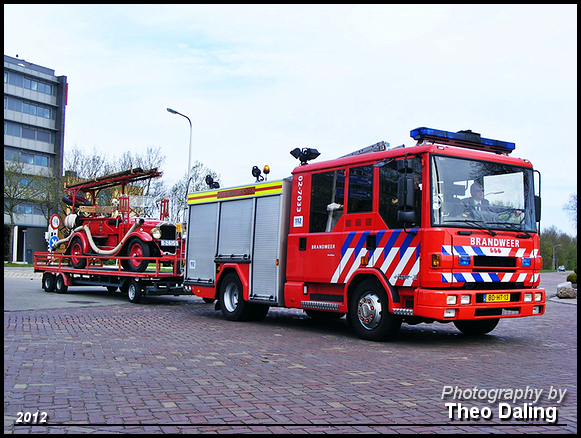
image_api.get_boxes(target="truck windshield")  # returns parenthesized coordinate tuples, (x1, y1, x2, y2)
(430, 155, 536, 233)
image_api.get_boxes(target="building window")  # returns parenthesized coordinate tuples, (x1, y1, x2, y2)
(5, 71, 55, 95)
(5, 96, 54, 119)
(4, 121, 54, 144)
(4, 147, 53, 168)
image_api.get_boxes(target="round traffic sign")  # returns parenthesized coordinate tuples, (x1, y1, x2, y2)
(50, 214, 61, 230)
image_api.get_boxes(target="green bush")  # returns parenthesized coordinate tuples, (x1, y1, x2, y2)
(566, 273, 577, 284)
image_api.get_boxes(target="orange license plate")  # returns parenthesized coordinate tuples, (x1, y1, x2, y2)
(484, 293, 510, 303)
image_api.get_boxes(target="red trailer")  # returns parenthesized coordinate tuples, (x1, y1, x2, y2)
(34, 251, 186, 303)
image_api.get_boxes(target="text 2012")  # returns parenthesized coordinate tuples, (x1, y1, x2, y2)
(15, 411, 48, 424)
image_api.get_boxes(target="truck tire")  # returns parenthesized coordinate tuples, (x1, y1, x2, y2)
(55, 274, 68, 294)
(69, 236, 87, 269)
(127, 279, 143, 303)
(42, 272, 56, 292)
(454, 319, 499, 336)
(348, 279, 401, 341)
(124, 238, 150, 272)
(218, 273, 255, 321)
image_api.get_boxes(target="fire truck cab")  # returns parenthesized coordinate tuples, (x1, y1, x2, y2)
(184, 127, 545, 341)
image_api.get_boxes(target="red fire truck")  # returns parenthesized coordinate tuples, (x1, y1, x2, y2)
(184, 127, 545, 341)
(34, 167, 185, 303)
(55, 167, 180, 272)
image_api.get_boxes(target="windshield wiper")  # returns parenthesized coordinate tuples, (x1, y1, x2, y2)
(488, 222, 532, 238)
(443, 219, 497, 236)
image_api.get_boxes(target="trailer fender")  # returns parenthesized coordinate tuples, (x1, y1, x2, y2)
(61, 272, 73, 286)
(216, 264, 250, 301)
(345, 267, 400, 308)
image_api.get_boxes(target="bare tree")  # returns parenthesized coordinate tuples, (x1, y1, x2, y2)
(4, 151, 43, 261)
(34, 166, 63, 223)
(563, 193, 577, 230)
(168, 161, 221, 222)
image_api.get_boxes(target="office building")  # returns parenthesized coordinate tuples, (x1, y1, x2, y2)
(4, 54, 68, 262)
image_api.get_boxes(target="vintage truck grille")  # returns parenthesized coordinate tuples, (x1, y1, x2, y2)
(159, 223, 176, 239)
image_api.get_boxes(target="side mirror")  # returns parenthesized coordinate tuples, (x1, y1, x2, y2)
(397, 176, 417, 224)
(534, 195, 541, 222)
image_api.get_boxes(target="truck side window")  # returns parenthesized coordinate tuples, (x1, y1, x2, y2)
(309, 170, 345, 233)
(347, 165, 374, 213)
(378, 163, 400, 229)
(379, 158, 422, 229)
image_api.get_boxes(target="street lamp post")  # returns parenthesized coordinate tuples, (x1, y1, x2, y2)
(167, 108, 193, 194)
(552, 244, 562, 271)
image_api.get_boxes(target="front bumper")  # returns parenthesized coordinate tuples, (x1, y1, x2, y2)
(401, 287, 545, 321)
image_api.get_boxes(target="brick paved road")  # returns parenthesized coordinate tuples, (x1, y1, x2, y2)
(4, 271, 577, 433)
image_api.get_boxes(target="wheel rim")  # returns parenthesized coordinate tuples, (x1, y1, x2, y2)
(128, 284, 136, 301)
(223, 281, 239, 313)
(129, 242, 144, 269)
(71, 241, 83, 265)
(356, 292, 383, 330)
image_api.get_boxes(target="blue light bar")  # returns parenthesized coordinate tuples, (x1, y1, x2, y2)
(410, 127, 515, 154)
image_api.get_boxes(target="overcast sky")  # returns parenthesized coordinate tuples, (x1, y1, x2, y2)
(4, 4, 577, 235)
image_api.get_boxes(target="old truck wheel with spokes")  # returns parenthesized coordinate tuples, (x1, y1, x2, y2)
(349, 279, 401, 341)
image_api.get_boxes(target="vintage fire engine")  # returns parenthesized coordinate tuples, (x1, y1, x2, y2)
(183, 127, 545, 341)
(52, 167, 181, 272)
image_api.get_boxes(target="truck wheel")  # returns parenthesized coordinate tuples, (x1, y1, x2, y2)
(125, 238, 150, 272)
(42, 272, 56, 292)
(70, 237, 87, 269)
(454, 319, 499, 335)
(348, 279, 401, 341)
(218, 273, 254, 321)
(55, 274, 68, 294)
(127, 280, 143, 303)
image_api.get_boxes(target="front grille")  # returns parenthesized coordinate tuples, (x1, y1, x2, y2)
(159, 223, 176, 239)
(473, 256, 516, 268)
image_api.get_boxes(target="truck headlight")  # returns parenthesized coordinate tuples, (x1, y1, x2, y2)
(151, 227, 162, 239)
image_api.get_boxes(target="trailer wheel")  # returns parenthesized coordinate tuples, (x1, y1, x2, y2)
(127, 280, 143, 303)
(70, 237, 87, 269)
(454, 319, 499, 336)
(42, 272, 56, 292)
(218, 273, 254, 321)
(348, 279, 401, 341)
(125, 238, 150, 272)
(55, 274, 68, 294)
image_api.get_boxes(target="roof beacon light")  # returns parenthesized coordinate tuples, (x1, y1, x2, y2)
(410, 127, 515, 155)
